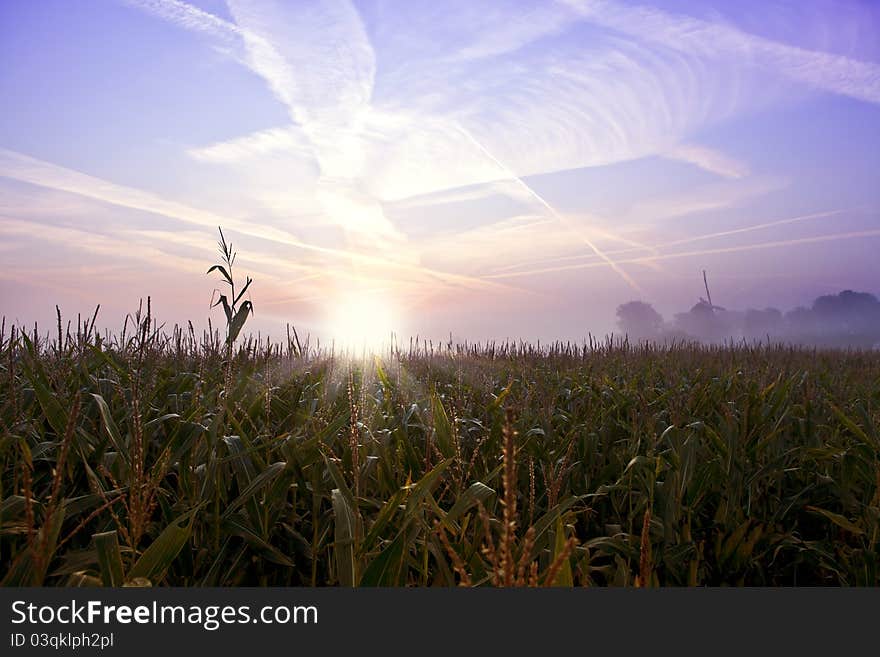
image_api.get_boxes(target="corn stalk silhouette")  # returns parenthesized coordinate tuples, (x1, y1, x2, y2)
(208, 226, 254, 347)
(208, 227, 254, 394)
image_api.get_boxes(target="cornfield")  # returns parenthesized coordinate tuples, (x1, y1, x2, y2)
(1, 306, 878, 587)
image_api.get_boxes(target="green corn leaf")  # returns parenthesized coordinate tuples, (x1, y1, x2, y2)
(94, 530, 125, 587)
(431, 392, 454, 458)
(322, 451, 356, 506)
(227, 301, 252, 344)
(444, 482, 496, 527)
(549, 517, 574, 587)
(806, 506, 864, 535)
(211, 293, 232, 324)
(221, 461, 286, 520)
(829, 404, 878, 451)
(222, 516, 295, 567)
(360, 532, 405, 586)
(206, 264, 233, 286)
(332, 489, 358, 587)
(21, 345, 68, 438)
(233, 276, 254, 306)
(375, 356, 393, 392)
(490, 381, 513, 410)
(360, 488, 406, 556)
(405, 459, 452, 517)
(532, 497, 579, 544)
(0, 552, 35, 586)
(128, 507, 200, 583)
(91, 394, 130, 468)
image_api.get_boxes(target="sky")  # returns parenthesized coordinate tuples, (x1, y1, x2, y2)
(1, 0, 879, 347)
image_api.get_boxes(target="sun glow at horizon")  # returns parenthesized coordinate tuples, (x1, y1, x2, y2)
(325, 289, 399, 355)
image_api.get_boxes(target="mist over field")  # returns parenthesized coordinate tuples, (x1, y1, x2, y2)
(616, 288, 880, 348)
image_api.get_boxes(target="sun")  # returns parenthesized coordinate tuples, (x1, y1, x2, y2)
(326, 290, 398, 354)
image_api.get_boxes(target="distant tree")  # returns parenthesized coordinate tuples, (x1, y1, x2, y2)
(812, 289, 878, 314)
(743, 307, 783, 339)
(812, 290, 880, 333)
(784, 306, 815, 332)
(811, 290, 880, 346)
(783, 291, 880, 346)
(674, 300, 723, 342)
(616, 301, 664, 340)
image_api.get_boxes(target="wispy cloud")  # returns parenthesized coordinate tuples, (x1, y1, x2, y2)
(129, 1, 753, 226)
(122, 0, 243, 42)
(663, 143, 750, 179)
(0, 147, 307, 247)
(387, 180, 526, 210)
(455, 123, 644, 291)
(0, 215, 330, 324)
(447, 1, 579, 61)
(625, 176, 787, 224)
(228, 0, 375, 127)
(123, 0, 834, 286)
(119, 0, 880, 202)
(0, 216, 205, 275)
(216, 1, 412, 248)
(562, 0, 880, 105)
(421, 214, 574, 270)
(491, 206, 854, 275)
(488, 174, 786, 277)
(187, 125, 312, 163)
(489, 226, 880, 279)
(0, 148, 507, 293)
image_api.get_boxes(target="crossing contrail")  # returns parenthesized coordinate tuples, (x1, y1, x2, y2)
(491, 207, 858, 274)
(455, 123, 644, 292)
(487, 228, 880, 279)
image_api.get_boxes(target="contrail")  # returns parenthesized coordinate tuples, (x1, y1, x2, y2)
(0, 147, 513, 294)
(491, 207, 858, 274)
(487, 228, 880, 278)
(660, 208, 856, 249)
(454, 123, 644, 292)
(489, 214, 661, 274)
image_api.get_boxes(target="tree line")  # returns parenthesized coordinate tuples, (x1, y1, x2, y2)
(616, 289, 880, 348)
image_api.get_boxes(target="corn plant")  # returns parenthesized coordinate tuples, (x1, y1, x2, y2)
(208, 226, 253, 346)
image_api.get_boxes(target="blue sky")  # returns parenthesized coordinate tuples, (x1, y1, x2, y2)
(1, 0, 878, 345)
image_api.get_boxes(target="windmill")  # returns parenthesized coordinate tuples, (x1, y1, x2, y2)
(698, 269, 725, 314)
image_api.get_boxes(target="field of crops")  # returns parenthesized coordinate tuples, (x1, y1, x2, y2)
(1, 311, 879, 587)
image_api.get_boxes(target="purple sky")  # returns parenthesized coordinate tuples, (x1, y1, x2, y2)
(1, 0, 879, 347)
